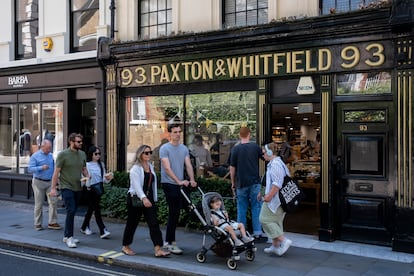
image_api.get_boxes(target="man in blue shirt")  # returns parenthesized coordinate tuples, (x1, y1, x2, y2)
(28, 139, 61, 231)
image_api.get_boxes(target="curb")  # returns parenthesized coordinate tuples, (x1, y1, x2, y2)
(0, 233, 252, 276)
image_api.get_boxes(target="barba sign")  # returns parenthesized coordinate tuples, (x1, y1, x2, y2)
(118, 41, 392, 87)
(8, 75, 29, 88)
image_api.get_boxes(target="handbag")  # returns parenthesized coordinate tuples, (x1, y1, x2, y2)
(278, 168, 305, 213)
(131, 194, 144, 207)
(91, 182, 104, 196)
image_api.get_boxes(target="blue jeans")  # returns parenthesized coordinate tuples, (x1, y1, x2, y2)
(236, 183, 263, 235)
(61, 189, 81, 238)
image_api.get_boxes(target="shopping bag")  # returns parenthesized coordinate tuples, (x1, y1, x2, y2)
(278, 175, 305, 213)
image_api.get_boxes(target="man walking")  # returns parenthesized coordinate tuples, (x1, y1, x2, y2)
(28, 139, 61, 231)
(50, 133, 89, 248)
(230, 126, 265, 239)
(160, 123, 197, 254)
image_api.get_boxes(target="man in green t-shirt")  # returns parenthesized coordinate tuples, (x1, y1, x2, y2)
(50, 133, 89, 248)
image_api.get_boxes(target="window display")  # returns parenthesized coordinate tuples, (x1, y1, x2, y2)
(126, 91, 257, 174)
(0, 102, 63, 174)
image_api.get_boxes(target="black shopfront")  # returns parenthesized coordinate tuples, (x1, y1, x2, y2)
(100, 6, 414, 252)
(0, 58, 103, 202)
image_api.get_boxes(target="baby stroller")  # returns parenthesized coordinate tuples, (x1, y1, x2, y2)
(180, 187, 256, 270)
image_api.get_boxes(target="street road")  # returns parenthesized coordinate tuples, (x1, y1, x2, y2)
(0, 243, 160, 276)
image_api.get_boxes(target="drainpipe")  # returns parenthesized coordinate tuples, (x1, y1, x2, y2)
(110, 0, 116, 40)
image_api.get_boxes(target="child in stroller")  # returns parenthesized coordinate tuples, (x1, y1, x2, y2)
(209, 195, 254, 246)
(180, 187, 256, 270)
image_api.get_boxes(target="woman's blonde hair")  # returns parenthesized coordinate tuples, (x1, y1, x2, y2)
(131, 144, 151, 169)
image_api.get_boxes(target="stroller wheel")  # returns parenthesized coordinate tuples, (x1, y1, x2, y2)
(226, 258, 237, 270)
(196, 252, 206, 263)
(245, 250, 255, 261)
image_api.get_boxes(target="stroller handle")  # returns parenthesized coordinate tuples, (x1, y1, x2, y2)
(180, 186, 208, 226)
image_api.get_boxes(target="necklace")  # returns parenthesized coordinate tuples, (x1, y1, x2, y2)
(142, 162, 150, 172)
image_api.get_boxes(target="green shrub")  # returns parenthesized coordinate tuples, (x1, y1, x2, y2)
(111, 171, 130, 188)
(101, 184, 128, 219)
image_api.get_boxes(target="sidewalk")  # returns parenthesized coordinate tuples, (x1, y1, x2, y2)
(0, 200, 413, 276)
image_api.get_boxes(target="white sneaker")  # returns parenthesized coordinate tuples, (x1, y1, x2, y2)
(242, 236, 254, 243)
(100, 229, 111, 239)
(234, 239, 244, 247)
(163, 242, 183, 254)
(278, 238, 292, 256)
(63, 237, 79, 244)
(80, 227, 92, 235)
(65, 237, 77, 248)
(264, 245, 280, 255)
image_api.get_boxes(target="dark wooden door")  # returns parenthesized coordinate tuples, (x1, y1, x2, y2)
(334, 101, 394, 245)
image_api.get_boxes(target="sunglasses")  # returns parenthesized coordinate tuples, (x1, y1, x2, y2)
(74, 140, 83, 143)
(94, 152, 101, 156)
(142, 151, 153, 155)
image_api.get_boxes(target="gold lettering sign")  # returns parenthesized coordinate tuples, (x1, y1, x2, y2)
(118, 42, 390, 87)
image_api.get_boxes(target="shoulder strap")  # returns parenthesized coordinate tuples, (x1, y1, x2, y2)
(211, 210, 227, 220)
(98, 161, 104, 179)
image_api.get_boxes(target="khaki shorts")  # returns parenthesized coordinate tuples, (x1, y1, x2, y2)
(259, 202, 286, 239)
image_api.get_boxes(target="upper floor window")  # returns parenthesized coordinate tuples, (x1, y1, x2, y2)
(321, 0, 386, 15)
(130, 97, 147, 123)
(139, 0, 172, 39)
(223, 0, 268, 28)
(71, 0, 99, 52)
(15, 0, 38, 59)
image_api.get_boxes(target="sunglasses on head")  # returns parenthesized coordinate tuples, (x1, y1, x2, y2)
(142, 151, 153, 155)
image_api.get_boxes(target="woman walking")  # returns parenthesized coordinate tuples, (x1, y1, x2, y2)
(80, 146, 113, 238)
(259, 142, 292, 256)
(121, 145, 170, 257)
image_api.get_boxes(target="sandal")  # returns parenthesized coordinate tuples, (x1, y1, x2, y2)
(121, 246, 136, 256)
(155, 249, 170, 258)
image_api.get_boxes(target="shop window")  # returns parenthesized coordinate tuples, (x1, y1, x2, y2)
(70, 0, 99, 52)
(223, 0, 268, 28)
(125, 91, 257, 176)
(337, 72, 391, 95)
(15, 0, 38, 59)
(0, 102, 63, 174)
(41, 103, 64, 157)
(0, 104, 17, 173)
(321, 0, 387, 15)
(345, 135, 385, 177)
(344, 109, 386, 123)
(185, 91, 257, 177)
(139, 0, 172, 39)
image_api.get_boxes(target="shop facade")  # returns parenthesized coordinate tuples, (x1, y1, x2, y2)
(99, 7, 414, 252)
(0, 59, 103, 202)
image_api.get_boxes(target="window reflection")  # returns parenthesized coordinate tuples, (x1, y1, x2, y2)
(18, 104, 39, 173)
(16, 0, 39, 59)
(71, 0, 99, 51)
(126, 91, 257, 178)
(0, 105, 17, 173)
(337, 72, 391, 95)
(42, 103, 64, 157)
(0, 102, 63, 174)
